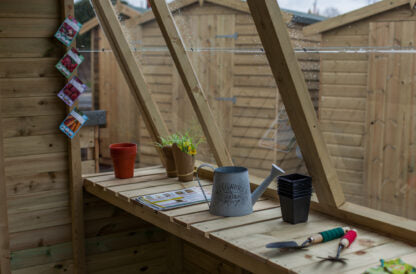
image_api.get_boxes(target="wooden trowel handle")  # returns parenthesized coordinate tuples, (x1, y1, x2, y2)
(309, 227, 350, 244)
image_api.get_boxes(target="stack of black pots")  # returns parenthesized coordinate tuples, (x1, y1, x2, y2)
(278, 173, 312, 224)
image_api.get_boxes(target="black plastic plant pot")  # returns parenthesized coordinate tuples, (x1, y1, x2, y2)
(279, 194, 311, 224)
(278, 173, 312, 188)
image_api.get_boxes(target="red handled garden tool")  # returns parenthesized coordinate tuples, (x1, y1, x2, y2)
(266, 227, 350, 250)
(318, 229, 357, 264)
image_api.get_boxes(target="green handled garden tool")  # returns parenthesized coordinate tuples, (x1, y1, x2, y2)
(318, 229, 358, 264)
(266, 227, 350, 250)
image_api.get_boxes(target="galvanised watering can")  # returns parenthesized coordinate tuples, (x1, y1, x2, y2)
(196, 164, 285, 217)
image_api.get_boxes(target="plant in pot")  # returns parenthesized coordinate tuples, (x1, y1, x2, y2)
(155, 134, 180, 178)
(172, 133, 203, 182)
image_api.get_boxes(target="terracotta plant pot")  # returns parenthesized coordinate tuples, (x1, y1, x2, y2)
(172, 143, 195, 182)
(109, 143, 137, 179)
(162, 146, 177, 178)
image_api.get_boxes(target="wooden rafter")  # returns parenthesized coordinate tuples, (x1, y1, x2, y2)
(90, 0, 170, 163)
(149, 0, 234, 167)
(303, 0, 410, 35)
(63, 1, 86, 273)
(246, 0, 346, 207)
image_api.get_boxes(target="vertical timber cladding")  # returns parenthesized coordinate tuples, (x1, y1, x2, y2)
(317, 4, 416, 218)
(0, 0, 169, 273)
(366, 21, 416, 220)
(119, 1, 321, 175)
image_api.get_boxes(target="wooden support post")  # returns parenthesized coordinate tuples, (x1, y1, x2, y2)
(0, 97, 11, 274)
(90, 0, 170, 164)
(246, 0, 346, 207)
(167, 234, 183, 273)
(149, 0, 234, 167)
(62, 1, 86, 273)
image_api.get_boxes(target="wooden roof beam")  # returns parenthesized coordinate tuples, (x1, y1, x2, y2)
(303, 0, 410, 35)
(149, 0, 234, 167)
(90, 0, 170, 163)
(246, 0, 346, 207)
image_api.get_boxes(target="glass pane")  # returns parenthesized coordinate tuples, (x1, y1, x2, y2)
(80, 0, 416, 220)
(169, 2, 311, 179)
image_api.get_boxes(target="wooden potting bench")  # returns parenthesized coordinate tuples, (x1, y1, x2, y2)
(83, 165, 416, 274)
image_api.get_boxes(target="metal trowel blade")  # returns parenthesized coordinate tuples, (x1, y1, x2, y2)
(266, 241, 300, 249)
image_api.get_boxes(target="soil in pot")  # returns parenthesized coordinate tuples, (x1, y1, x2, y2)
(109, 143, 137, 179)
(172, 143, 195, 182)
(162, 146, 177, 178)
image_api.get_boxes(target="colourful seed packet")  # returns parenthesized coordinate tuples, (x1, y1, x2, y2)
(365, 258, 416, 274)
(54, 15, 82, 47)
(58, 76, 87, 107)
(60, 108, 88, 139)
(56, 47, 84, 78)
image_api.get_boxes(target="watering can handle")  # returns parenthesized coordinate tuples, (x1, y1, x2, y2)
(196, 164, 215, 207)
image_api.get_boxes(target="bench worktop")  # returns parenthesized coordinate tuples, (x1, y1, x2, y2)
(83, 166, 416, 273)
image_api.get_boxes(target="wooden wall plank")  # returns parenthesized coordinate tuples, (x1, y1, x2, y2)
(4, 134, 67, 157)
(1, 97, 65, 117)
(246, 0, 345, 207)
(0, 0, 60, 18)
(0, 78, 63, 98)
(0, 58, 60, 78)
(0, 18, 59, 38)
(0, 38, 61, 58)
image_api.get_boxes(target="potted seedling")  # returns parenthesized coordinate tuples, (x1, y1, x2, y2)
(155, 134, 180, 178)
(172, 133, 203, 182)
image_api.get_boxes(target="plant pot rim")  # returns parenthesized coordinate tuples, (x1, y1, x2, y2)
(110, 143, 137, 150)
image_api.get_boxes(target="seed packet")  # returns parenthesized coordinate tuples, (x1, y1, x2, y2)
(54, 15, 82, 47)
(56, 47, 84, 78)
(365, 258, 416, 274)
(58, 76, 87, 107)
(60, 108, 88, 139)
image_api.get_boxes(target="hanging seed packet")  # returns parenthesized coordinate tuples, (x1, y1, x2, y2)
(56, 47, 84, 78)
(58, 76, 87, 107)
(60, 108, 88, 139)
(54, 15, 82, 47)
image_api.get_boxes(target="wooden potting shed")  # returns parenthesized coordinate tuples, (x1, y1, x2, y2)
(0, 0, 416, 273)
(303, 0, 416, 219)
(80, 0, 323, 177)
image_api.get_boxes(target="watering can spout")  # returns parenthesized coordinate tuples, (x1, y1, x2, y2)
(251, 164, 285, 205)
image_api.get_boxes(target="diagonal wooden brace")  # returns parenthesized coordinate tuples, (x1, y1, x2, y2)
(246, 0, 346, 207)
(91, 0, 170, 164)
(149, 0, 234, 167)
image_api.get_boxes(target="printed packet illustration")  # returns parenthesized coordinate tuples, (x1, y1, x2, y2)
(56, 47, 84, 79)
(54, 15, 82, 47)
(60, 108, 88, 139)
(58, 76, 87, 107)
